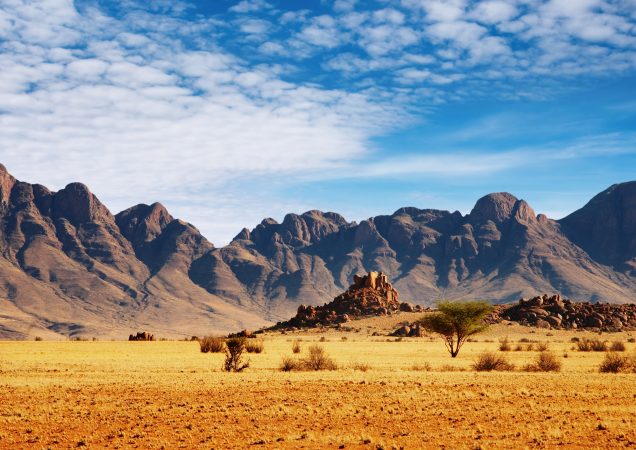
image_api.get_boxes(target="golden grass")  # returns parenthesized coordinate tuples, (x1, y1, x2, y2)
(0, 321, 635, 448)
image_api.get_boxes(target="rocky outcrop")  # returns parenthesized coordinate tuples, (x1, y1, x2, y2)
(274, 271, 417, 328)
(129, 331, 155, 341)
(391, 322, 427, 337)
(498, 294, 636, 331)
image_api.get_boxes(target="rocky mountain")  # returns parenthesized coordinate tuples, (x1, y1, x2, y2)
(0, 164, 267, 339)
(200, 186, 636, 319)
(0, 164, 635, 339)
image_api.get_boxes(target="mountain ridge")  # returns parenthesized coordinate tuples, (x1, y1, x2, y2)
(0, 163, 635, 339)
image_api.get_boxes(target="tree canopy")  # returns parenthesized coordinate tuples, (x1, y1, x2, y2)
(419, 301, 493, 357)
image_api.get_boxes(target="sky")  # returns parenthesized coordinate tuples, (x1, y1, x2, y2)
(1, 0, 636, 245)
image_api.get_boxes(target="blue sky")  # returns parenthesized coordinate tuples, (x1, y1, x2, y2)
(1, 0, 636, 244)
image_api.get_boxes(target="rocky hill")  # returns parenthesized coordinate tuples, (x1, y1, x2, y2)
(273, 271, 420, 329)
(1, 163, 635, 339)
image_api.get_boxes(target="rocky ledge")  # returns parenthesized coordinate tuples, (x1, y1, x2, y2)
(274, 271, 420, 329)
(498, 294, 636, 331)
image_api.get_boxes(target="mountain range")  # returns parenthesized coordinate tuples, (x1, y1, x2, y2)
(0, 163, 634, 339)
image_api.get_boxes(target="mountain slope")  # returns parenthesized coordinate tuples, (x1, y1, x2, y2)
(0, 165, 267, 339)
(196, 190, 636, 321)
(1, 163, 635, 338)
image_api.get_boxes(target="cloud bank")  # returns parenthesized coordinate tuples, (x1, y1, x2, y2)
(1, 0, 635, 243)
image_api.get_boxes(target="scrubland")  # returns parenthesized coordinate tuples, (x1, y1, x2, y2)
(1, 314, 635, 449)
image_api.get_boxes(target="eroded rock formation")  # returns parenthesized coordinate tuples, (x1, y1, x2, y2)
(274, 271, 418, 328)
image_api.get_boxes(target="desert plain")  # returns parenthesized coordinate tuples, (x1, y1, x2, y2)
(1, 314, 635, 450)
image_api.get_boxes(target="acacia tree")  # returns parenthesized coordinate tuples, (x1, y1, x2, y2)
(419, 301, 493, 358)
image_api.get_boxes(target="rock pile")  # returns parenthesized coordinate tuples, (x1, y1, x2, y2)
(500, 294, 636, 331)
(391, 322, 427, 337)
(275, 271, 419, 329)
(129, 331, 155, 341)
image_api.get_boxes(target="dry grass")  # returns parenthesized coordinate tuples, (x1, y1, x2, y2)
(199, 335, 225, 353)
(245, 339, 264, 353)
(472, 352, 515, 371)
(1, 321, 635, 448)
(523, 351, 562, 372)
(577, 338, 608, 352)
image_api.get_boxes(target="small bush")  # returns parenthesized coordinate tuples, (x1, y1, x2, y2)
(610, 341, 626, 352)
(524, 352, 561, 372)
(302, 345, 337, 371)
(599, 353, 630, 373)
(280, 356, 301, 372)
(526, 343, 535, 351)
(410, 363, 432, 371)
(292, 340, 301, 354)
(223, 337, 250, 372)
(627, 337, 635, 343)
(34, 336, 43, 341)
(199, 336, 225, 353)
(472, 352, 515, 372)
(351, 362, 371, 372)
(245, 339, 264, 354)
(577, 339, 608, 352)
(536, 342, 549, 352)
(514, 344, 524, 351)
(499, 338, 511, 351)
(341, 336, 348, 341)
(570, 337, 580, 343)
(319, 336, 327, 342)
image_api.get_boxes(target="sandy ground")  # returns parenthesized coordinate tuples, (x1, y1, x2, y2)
(1, 318, 635, 449)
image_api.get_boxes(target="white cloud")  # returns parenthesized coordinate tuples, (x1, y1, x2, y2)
(239, 18, 270, 35)
(471, 1, 518, 24)
(0, 0, 409, 245)
(229, 0, 272, 14)
(66, 58, 109, 79)
(298, 15, 342, 48)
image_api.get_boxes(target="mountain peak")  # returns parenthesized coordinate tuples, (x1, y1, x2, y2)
(52, 182, 111, 225)
(116, 202, 174, 245)
(559, 181, 636, 271)
(469, 192, 519, 223)
(0, 164, 16, 206)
